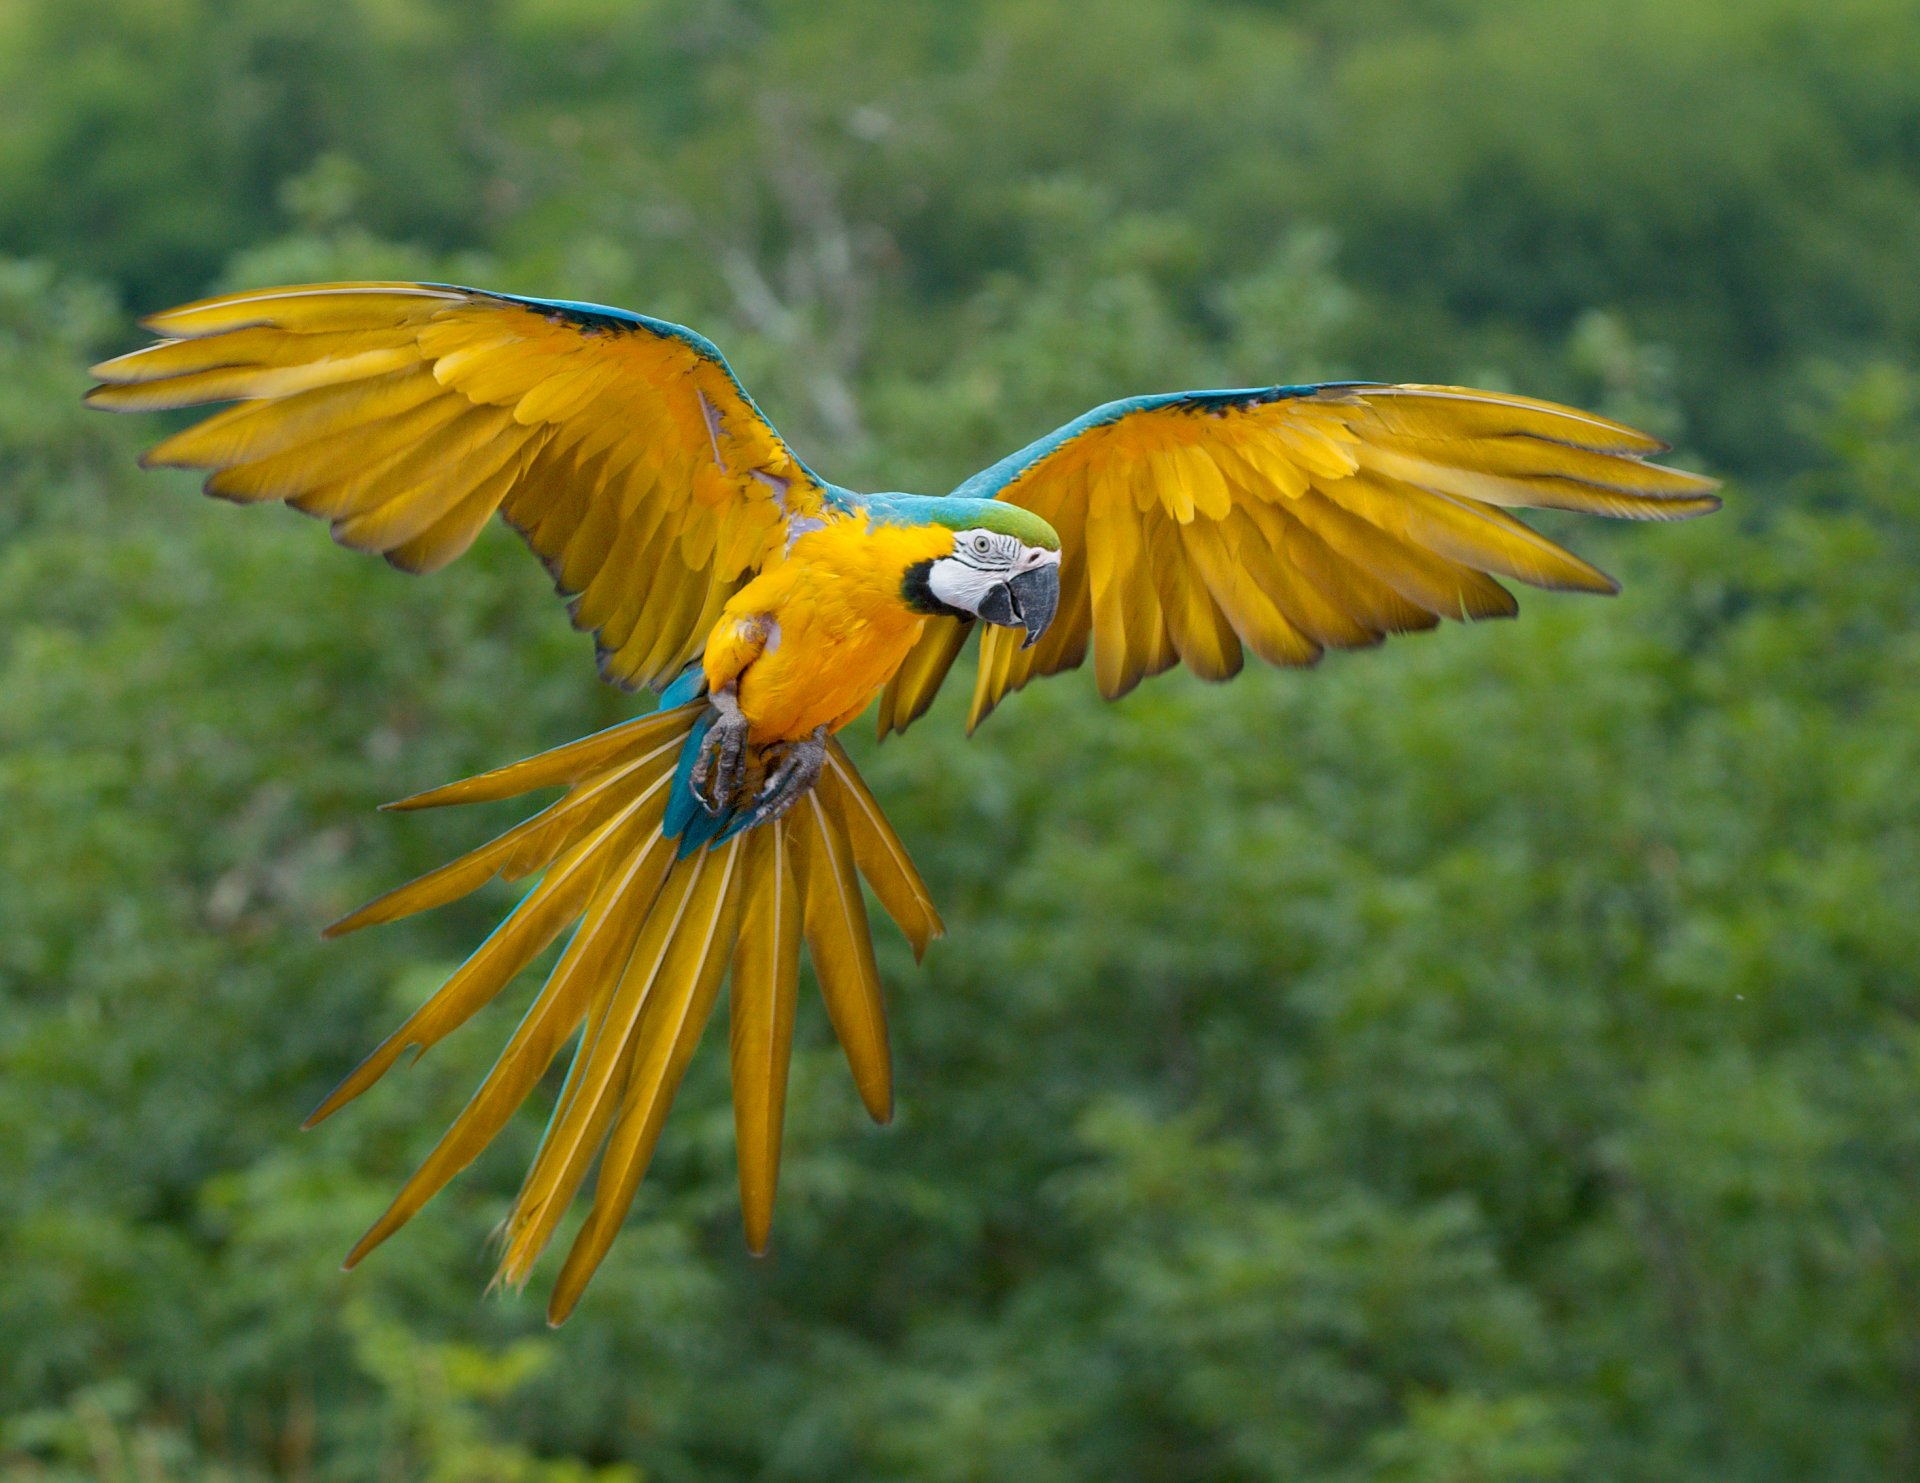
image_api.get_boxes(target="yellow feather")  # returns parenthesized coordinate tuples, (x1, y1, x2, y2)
(566, 470, 675, 627)
(677, 477, 729, 571)
(1301, 483, 1519, 621)
(1227, 500, 1380, 650)
(329, 409, 528, 553)
(304, 792, 668, 1128)
(1165, 442, 1234, 520)
(493, 963, 622, 1288)
(587, 478, 687, 633)
(548, 462, 631, 596)
(1086, 480, 1151, 699)
(141, 368, 444, 471)
(1288, 510, 1436, 635)
(1424, 487, 1621, 592)
(1355, 442, 1719, 520)
(383, 706, 695, 811)
(1268, 418, 1361, 481)
(1178, 513, 1323, 667)
(89, 325, 420, 385)
(482, 755, 680, 892)
(439, 343, 563, 405)
(258, 397, 472, 515)
(84, 347, 416, 411)
(796, 793, 892, 1124)
(1336, 472, 1619, 594)
(877, 617, 971, 737)
(499, 850, 710, 1283)
(1354, 385, 1669, 455)
(1232, 501, 1429, 640)
(548, 835, 746, 1323)
(818, 745, 943, 959)
(976, 624, 1045, 727)
(513, 358, 624, 426)
(413, 313, 519, 356)
(387, 435, 550, 575)
(625, 560, 725, 691)
(341, 827, 678, 1268)
(1141, 448, 1195, 523)
(716, 499, 781, 583)
(325, 745, 663, 937)
(1214, 430, 1311, 501)
(1134, 571, 1178, 685)
(139, 282, 460, 338)
(1355, 425, 1715, 497)
(665, 564, 742, 682)
(969, 622, 1019, 730)
(1146, 510, 1242, 680)
(504, 437, 597, 563)
(729, 822, 802, 1254)
(204, 391, 470, 504)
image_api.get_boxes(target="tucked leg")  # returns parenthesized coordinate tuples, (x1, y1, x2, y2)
(690, 686, 752, 815)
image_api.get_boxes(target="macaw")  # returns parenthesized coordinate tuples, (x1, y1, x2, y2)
(88, 280, 1719, 1321)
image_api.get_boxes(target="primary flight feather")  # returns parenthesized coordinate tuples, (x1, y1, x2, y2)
(88, 280, 1718, 1322)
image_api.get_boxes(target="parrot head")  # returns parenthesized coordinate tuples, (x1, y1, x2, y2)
(901, 498, 1061, 648)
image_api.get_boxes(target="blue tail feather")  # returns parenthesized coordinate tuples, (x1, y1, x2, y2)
(663, 709, 716, 847)
(657, 662, 707, 712)
(662, 705, 754, 858)
(674, 794, 735, 859)
(712, 797, 769, 848)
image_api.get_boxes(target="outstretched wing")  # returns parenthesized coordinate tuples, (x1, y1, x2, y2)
(87, 281, 838, 691)
(877, 383, 1719, 734)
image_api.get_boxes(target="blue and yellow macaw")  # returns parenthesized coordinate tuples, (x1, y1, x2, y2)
(89, 280, 1718, 1320)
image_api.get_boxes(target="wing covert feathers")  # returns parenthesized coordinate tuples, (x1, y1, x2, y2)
(904, 382, 1718, 733)
(87, 280, 828, 692)
(317, 704, 938, 1318)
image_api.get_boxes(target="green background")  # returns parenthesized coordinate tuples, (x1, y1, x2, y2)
(3, 0, 1918, 1477)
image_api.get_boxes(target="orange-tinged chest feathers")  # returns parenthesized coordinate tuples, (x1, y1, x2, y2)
(703, 514, 954, 742)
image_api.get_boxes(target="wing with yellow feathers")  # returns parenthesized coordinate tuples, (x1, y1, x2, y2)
(86, 281, 838, 691)
(877, 382, 1720, 735)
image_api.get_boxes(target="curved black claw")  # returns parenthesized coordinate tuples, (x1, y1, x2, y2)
(743, 728, 827, 831)
(690, 707, 752, 816)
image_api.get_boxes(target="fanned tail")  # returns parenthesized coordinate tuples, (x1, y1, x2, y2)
(314, 701, 942, 1323)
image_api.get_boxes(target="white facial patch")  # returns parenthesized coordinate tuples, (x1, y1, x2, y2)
(927, 529, 1057, 617)
(927, 556, 1004, 612)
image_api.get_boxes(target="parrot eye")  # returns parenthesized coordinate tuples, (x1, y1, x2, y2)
(971, 534, 993, 556)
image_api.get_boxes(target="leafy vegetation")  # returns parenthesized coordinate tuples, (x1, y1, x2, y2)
(3, 0, 1918, 1477)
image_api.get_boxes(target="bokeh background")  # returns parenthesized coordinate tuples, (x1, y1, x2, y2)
(3, 0, 1919, 1478)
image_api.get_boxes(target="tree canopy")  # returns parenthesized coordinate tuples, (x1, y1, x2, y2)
(3, 0, 1918, 1477)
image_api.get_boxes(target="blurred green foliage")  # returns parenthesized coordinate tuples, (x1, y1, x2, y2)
(2, 0, 1918, 1477)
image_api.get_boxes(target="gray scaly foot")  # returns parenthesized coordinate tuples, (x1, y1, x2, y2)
(690, 688, 752, 815)
(743, 726, 828, 829)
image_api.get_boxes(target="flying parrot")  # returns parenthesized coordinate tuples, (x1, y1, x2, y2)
(87, 280, 1719, 1322)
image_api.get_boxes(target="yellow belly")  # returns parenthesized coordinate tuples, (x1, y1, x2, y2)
(736, 602, 925, 742)
(703, 514, 952, 745)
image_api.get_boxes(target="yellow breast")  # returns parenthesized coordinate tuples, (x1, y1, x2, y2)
(714, 515, 954, 743)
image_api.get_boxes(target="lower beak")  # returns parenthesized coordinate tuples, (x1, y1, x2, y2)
(1006, 563, 1060, 649)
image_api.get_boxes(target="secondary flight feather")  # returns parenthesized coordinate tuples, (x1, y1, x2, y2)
(88, 280, 1718, 1322)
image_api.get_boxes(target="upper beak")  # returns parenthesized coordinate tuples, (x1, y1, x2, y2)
(1005, 561, 1060, 649)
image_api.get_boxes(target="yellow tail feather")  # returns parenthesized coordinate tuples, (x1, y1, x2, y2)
(728, 823, 802, 1256)
(317, 704, 944, 1318)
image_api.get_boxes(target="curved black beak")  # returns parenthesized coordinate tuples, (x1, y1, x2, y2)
(974, 562, 1060, 648)
(1006, 562, 1060, 649)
